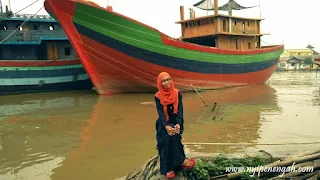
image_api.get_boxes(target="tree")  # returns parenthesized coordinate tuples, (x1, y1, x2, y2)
(303, 57, 313, 65)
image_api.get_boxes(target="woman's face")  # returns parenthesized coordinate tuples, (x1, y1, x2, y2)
(161, 76, 171, 89)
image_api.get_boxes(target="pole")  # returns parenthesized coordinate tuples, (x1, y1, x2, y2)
(228, 0, 232, 16)
(214, 0, 218, 16)
(0, 0, 3, 14)
(190, 84, 208, 106)
(259, 1, 262, 19)
(206, 0, 209, 15)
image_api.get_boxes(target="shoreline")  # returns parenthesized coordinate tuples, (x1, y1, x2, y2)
(116, 149, 305, 180)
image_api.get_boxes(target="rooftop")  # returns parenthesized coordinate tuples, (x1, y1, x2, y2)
(175, 14, 264, 24)
(306, 44, 315, 49)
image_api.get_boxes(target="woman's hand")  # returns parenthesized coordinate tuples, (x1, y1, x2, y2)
(165, 126, 176, 136)
(174, 124, 180, 134)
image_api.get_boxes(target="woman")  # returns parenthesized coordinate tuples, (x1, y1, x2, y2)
(155, 72, 195, 179)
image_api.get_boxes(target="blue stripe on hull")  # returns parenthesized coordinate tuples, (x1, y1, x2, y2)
(73, 23, 278, 74)
(1, 37, 68, 45)
(0, 79, 93, 95)
(0, 67, 87, 78)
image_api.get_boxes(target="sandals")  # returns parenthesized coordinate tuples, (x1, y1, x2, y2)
(166, 171, 175, 179)
(165, 158, 196, 179)
(181, 158, 196, 169)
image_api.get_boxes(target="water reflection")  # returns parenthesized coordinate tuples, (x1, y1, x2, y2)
(50, 84, 282, 180)
(0, 91, 96, 180)
(312, 87, 320, 106)
(180, 84, 282, 153)
(256, 72, 320, 156)
(0, 72, 319, 180)
(50, 93, 160, 180)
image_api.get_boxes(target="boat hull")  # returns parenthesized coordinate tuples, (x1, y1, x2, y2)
(0, 60, 93, 95)
(44, 0, 284, 95)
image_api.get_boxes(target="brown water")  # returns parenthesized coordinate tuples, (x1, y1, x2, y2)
(0, 71, 320, 180)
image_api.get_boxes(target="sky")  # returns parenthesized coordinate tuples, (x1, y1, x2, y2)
(1, 0, 320, 51)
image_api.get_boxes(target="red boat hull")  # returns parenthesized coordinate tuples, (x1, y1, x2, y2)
(80, 35, 278, 94)
(44, 0, 283, 95)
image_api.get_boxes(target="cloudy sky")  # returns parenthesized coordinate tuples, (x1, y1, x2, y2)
(2, 0, 319, 51)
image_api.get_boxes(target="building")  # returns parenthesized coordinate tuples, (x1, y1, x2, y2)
(282, 49, 313, 57)
(278, 46, 319, 70)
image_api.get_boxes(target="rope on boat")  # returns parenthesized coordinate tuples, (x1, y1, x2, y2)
(0, 6, 56, 70)
(69, 6, 232, 91)
(0, 3, 71, 69)
(72, 37, 210, 91)
(183, 141, 320, 146)
(0, 0, 41, 22)
(0, 6, 43, 45)
(261, 40, 274, 46)
(61, 5, 249, 91)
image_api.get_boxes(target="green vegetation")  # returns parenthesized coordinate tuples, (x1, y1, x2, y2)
(303, 57, 313, 65)
(182, 155, 268, 180)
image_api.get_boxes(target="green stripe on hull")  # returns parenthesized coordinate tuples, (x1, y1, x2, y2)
(75, 3, 162, 43)
(73, 3, 283, 64)
(0, 64, 84, 71)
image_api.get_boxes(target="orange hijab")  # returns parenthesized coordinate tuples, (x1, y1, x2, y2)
(155, 72, 179, 122)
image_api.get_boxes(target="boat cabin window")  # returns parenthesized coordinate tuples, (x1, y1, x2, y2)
(236, 39, 239, 50)
(184, 18, 213, 28)
(256, 38, 260, 48)
(223, 19, 226, 32)
(15, 24, 23, 31)
(33, 24, 39, 30)
(49, 25, 55, 30)
(209, 18, 214, 24)
(234, 21, 237, 25)
(248, 42, 251, 49)
(0, 24, 7, 30)
(242, 22, 245, 33)
(65, 47, 71, 56)
(183, 36, 216, 47)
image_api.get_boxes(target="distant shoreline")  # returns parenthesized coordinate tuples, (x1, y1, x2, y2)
(275, 69, 320, 72)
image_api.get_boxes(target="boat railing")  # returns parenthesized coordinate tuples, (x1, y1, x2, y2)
(6, 14, 55, 20)
(261, 45, 282, 49)
(0, 30, 67, 43)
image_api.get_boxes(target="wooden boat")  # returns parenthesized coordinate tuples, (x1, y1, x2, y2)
(44, 0, 284, 95)
(0, 4, 92, 95)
